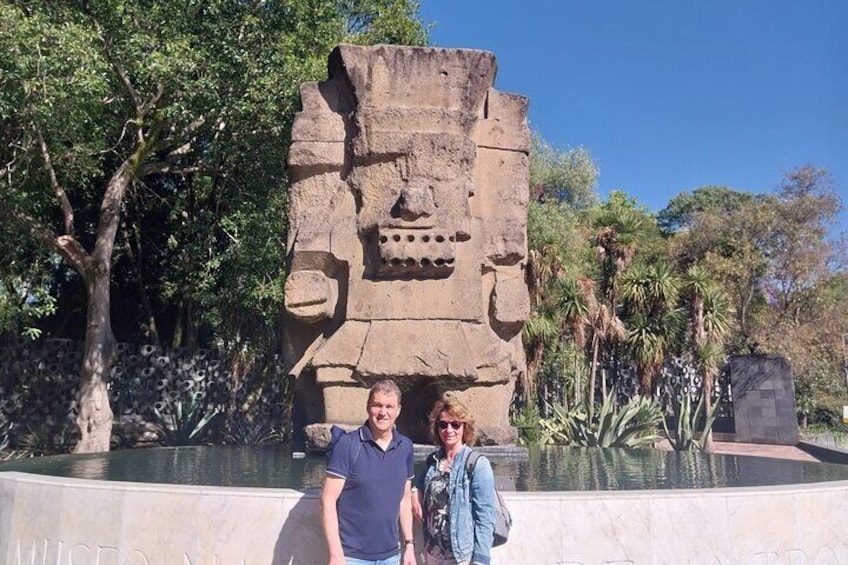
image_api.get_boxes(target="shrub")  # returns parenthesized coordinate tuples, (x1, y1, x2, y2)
(540, 394, 662, 448)
(151, 396, 221, 446)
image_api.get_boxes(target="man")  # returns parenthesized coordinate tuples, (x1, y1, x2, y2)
(321, 379, 416, 565)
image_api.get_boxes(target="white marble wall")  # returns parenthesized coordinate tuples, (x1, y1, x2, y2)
(2, 471, 847, 564)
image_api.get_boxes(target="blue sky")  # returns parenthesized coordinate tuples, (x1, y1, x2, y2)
(418, 1, 847, 229)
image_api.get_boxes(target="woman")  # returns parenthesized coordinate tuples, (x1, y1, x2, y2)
(412, 397, 497, 565)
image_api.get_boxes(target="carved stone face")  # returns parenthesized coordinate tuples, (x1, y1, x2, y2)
(351, 136, 476, 280)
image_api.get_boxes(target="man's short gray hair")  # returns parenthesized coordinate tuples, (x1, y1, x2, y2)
(368, 379, 402, 404)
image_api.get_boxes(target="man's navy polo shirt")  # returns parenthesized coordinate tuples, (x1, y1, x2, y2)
(326, 424, 414, 561)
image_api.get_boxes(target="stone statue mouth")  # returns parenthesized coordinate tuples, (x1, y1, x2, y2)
(383, 217, 437, 230)
(376, 227, 456, 277)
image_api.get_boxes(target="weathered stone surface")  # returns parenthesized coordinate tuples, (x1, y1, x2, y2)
(322, 386, 370, 426)
(492, 270, 531, 325)
(357, 321, 477, 381)
(284, 270, 338, 323)
(284, 45, 530, 444)
(7, 471, 848, 564)
(312, 321, 370, 369)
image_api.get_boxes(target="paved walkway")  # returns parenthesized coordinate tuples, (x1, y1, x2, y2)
(655, 439, 821, 462)
(709, 440, 820, 462)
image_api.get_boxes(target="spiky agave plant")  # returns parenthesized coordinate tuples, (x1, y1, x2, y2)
(540, 394, 662, 448)
(662, 391, 722, 451)
(152, 395, 221, 447)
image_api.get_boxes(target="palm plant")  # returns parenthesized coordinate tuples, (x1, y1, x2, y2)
(587, 302, 626, 419)
(554, 277, 596, 407)
(684, 265, 711, 353)
(523, 233, 569, 404)
(683, 266, 733, 449)
(621, 263, 684, 395)
(521, 306, 560, 404)
(590, 206, 643, 416)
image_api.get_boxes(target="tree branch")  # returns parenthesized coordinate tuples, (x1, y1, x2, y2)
(30, 108, 74, 235)
(138, 162, 211, 176)
(0, 204, 89, 273)
(91, 24, 143, 112)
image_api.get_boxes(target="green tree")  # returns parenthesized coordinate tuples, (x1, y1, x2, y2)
(0, 0, 427, 452)
(668, 166, 846, 426)
(657, 185, 756, 233)
(530, 132, 599, 209)
(522, 134, 599, 408)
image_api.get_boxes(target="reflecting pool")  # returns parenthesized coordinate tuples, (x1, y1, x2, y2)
(2, 444, 846, 490)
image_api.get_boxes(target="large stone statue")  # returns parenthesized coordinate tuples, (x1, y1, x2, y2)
(284, 45, 530, 444)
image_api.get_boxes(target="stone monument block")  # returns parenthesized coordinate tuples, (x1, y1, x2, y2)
(284, 45, 530, 445)
(729, 354, 799, 445)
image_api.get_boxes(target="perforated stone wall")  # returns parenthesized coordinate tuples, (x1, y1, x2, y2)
(0, 337, 286, 441)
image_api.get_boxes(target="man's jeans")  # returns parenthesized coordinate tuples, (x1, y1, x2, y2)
(346, 557, 400, 565)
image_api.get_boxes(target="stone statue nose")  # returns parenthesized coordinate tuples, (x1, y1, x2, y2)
(396, 184, 436, 221)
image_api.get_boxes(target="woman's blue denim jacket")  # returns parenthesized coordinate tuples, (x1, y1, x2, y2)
(417, 445, 496, 565)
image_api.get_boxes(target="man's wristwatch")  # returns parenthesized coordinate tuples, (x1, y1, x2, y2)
(403, 540, 415, 548)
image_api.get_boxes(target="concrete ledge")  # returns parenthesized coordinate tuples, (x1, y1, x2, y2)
(798, 440, 848, 465)
(2, 471, 848, 564)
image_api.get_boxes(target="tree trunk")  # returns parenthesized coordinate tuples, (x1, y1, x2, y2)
(524, 338, 544, 408)
(122, 214, 161, 346)
(74, 261, 116, 453)
(588, 333, 600, 421)
(72, 155, 140, 452)
(703, 386, 714, 453)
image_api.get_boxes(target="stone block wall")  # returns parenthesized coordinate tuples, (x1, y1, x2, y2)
(730, 354, 799, 445)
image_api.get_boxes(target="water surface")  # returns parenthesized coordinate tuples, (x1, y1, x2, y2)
(2, 445, 847, 491)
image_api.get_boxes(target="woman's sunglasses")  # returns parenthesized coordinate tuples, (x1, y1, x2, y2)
(437, 420, 463, 431)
